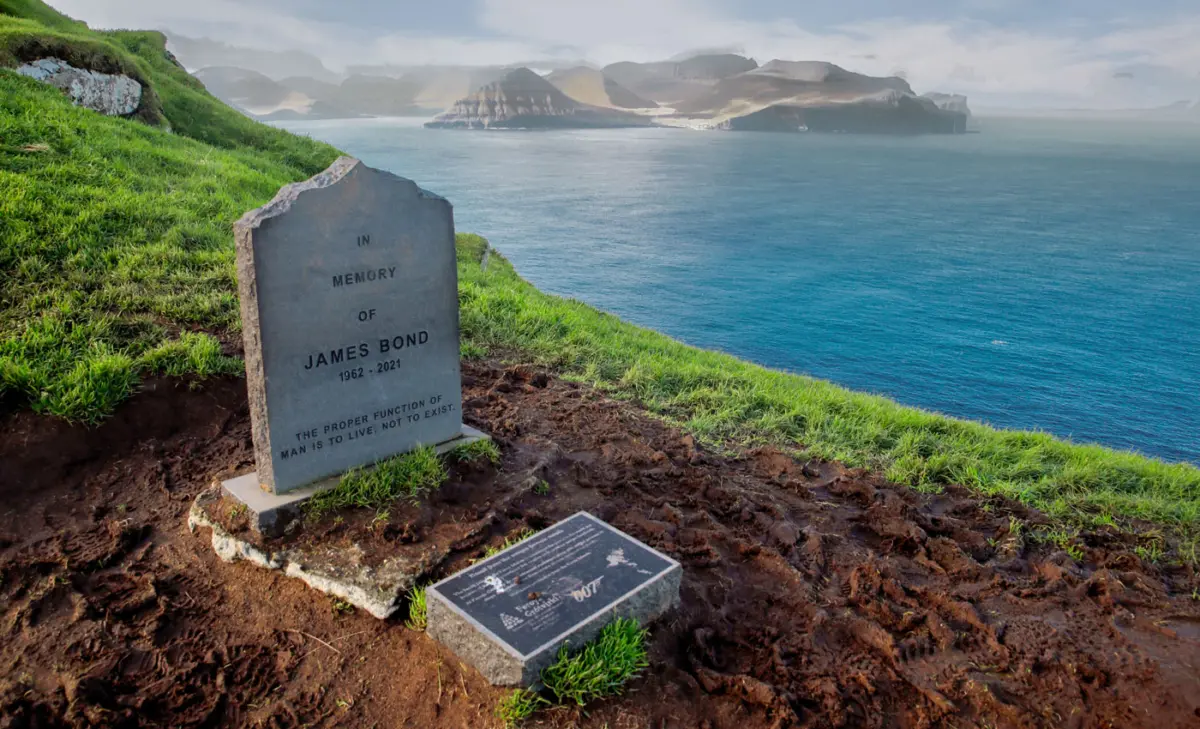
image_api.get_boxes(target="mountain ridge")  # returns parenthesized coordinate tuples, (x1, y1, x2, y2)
(425, 67, 653, 129)
(167, 41, 970, 134)
(545, 66, 658, 110)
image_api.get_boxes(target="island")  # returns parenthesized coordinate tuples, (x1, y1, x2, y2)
(182, 46, 972, 135)
(424, 68, 654, 130)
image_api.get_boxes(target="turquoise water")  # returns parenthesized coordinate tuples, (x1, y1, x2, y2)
(279, 117, 1200, 464)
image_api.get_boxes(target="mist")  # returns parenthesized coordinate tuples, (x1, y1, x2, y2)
(50, 0, 1200, 110)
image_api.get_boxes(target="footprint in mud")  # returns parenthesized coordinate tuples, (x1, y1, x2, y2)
(898, 634, 937, 662)
(1156, 615, 1200, 643)
(64, 521, 150, 573)
(857, 503, 928, 554)
(80, 572, 158, 619)
(14, 579, 78, 629)
(925, 537, 983, 577)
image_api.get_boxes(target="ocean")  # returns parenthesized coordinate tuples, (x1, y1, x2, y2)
(277, 117, 1200, 465)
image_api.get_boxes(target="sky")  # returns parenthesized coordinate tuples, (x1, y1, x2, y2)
(50, 0, 1200, 108)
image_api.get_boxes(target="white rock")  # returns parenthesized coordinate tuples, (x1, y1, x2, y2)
(17, 57, 142, 116)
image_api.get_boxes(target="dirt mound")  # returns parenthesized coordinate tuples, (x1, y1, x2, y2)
(3, 362, 1199, 728)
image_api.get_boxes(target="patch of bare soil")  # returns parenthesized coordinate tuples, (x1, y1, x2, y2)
(2, 363, 1199, 729)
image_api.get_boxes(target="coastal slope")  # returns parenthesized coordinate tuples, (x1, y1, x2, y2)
(426, 67, 653, 129)
(0, 0, 339, 421)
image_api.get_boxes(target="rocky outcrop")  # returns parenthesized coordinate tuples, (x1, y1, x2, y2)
(426, 68, 652, 130)
(17, 58, 142, 116)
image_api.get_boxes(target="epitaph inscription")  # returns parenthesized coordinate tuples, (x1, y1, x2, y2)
(235, 156, 463, 494)
(428, 512, 680, 673)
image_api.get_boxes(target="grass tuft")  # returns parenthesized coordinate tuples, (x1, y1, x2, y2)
(449, 438, 501, 466)
(141, 331, 242, 378)
(305, 446, 447, 518)
(495, 688, 547, 728)
(405, 584, 428, 631)
(540, 618, 649, 706)
(483, 528, 537, 560)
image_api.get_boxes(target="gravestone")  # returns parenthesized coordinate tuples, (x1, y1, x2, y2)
(225, 156, 486, 533)
(427, 512, 682, 686)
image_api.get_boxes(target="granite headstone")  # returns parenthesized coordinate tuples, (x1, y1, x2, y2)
(226, 156, 485, 529)
(427, 512, 682, 686)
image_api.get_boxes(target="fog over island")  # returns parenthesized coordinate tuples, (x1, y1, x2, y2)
(51, 0, 1200, 120)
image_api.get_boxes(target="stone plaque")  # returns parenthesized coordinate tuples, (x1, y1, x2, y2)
(427, 512, 682, 686)
(233, 156, 471, 495)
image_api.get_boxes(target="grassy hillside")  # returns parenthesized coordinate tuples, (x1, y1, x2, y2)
(455, 238, 1200, 548)
(0, 0, 340, 420)
(1, 2, 1197, 553)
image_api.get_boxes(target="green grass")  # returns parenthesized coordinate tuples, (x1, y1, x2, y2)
(0, 0, 82, 30)
(0, 1, 338, 421)
(455, 235, 1200, 543)
(495, 688, 547, 728)
(491, 619, 647, 726)
(0, 2, 165, 125)
(305, 447, 447, 518)
(449, 438, 501, 466)
(482, 528, 537, 559)
(405, 584, 428, 631)
(2, 2, 1198, 554)
(540, 618, 650, 706)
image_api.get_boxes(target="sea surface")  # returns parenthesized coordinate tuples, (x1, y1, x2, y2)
(277, 117, 1200, 465)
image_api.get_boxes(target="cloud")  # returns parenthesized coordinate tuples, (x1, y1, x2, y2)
(50, 0, 1200, 107)
(366, 34, 544, 68)
(52, 0, 363, 59)
(475, 0, 1199, 103)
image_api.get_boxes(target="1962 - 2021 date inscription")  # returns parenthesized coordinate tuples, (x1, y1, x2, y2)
(337, 357, 408, 382)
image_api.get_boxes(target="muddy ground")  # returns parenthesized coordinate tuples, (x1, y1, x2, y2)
(2, 361, 1199, 729)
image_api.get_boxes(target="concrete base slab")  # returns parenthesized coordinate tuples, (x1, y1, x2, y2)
(188, 486, 448, 619)
(222, 424, 490, 537)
